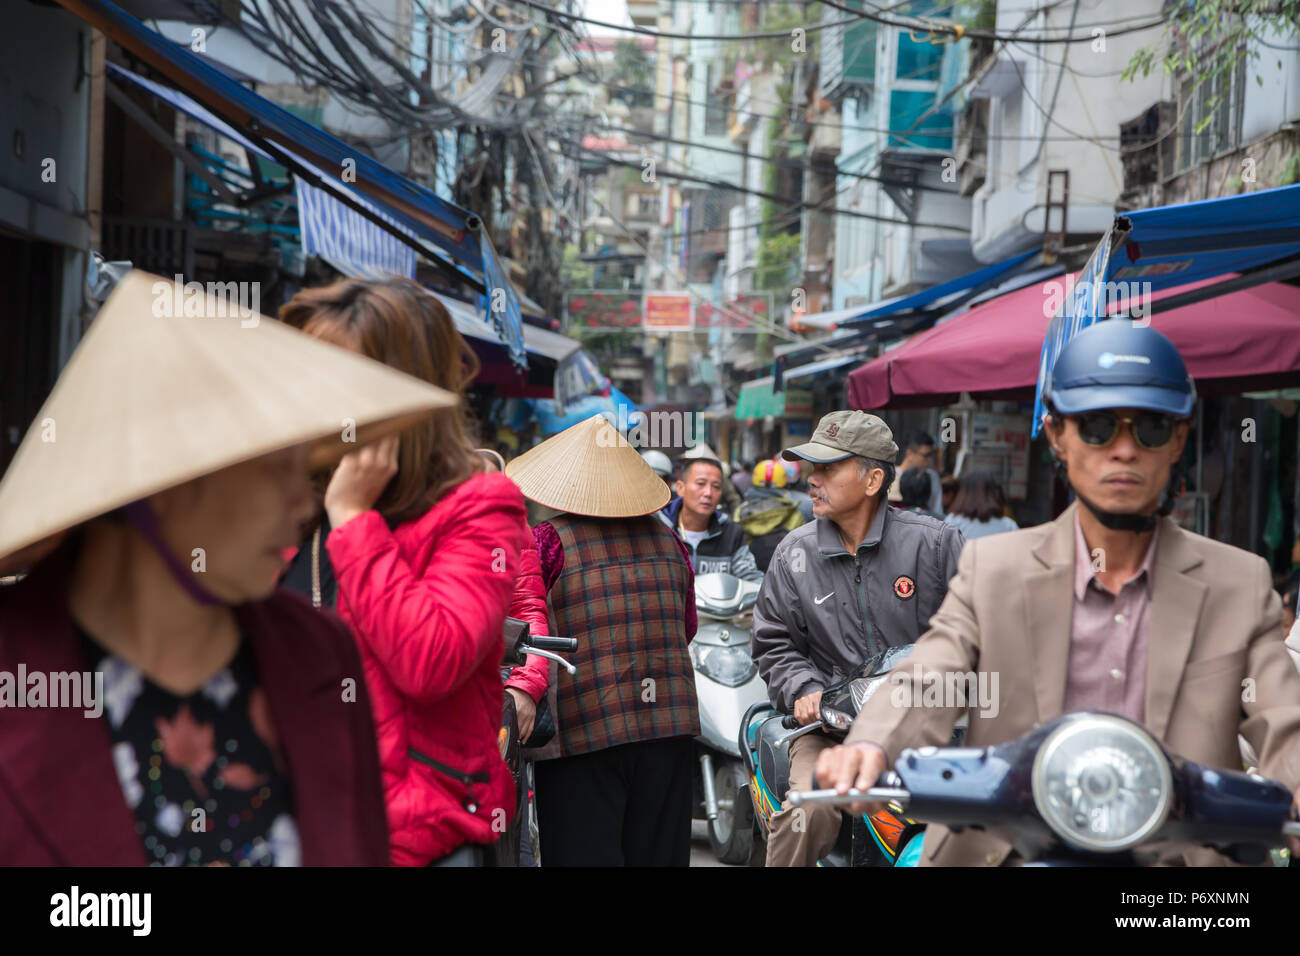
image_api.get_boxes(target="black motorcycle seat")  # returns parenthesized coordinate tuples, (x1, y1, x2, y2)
(756, 714, 794, 802)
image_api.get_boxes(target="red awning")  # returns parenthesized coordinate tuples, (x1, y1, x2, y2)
(848, 276, 1300, 409)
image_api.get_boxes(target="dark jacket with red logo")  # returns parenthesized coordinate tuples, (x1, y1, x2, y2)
(751, 503, 964, 713)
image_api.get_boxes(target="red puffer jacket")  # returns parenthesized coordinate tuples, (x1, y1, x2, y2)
(326, 472, 527, 865)
(503, 542, 550, 703)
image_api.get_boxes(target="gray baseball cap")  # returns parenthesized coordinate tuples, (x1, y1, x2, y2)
(782, 410, 899, 464)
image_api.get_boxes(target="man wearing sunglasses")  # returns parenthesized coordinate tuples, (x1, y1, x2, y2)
(814, 319, 1300, 865)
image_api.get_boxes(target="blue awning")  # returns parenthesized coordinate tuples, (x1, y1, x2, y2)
(528, 386, 642, 436)
(553, 349, 609, 413)
(1030, 182, 1300, 435)
(109, 61, 429, 279)
(1108, 183, 1300, 291)
(784, 353, 865, 382)
(107, 59, 530, 369)
(70, 0, 482, 274)
(828, 248, 1042, 330)
(431, 292, 578, 363)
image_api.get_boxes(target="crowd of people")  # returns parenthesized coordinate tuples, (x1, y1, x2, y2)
(2, 272, 1299, 868)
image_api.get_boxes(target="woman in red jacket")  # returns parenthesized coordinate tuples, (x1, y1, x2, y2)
(279, 278, 527, 866)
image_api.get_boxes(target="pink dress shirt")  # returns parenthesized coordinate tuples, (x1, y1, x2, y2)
(1062, 513, 1159, 723)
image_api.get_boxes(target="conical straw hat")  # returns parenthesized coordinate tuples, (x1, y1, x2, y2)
(0, 270, 455, 562)
(506, 415, 670, 518)
(681, 440, 727, 475)
(681, 441, 721, 461)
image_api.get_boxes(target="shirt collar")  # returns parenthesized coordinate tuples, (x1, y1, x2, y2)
(1073, 509, 1160, 600)
(817, 500, 888, 556)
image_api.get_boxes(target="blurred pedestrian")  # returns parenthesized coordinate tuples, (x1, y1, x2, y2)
(640, 449, 673, 485)
(506, 415, 700, 866)
(735, 459, 805, 573)
(0, 271, 451, 865)
(940, 471, 959, 513)
(888, 430, 943, 514)
(942, 471, 1019, 540)
(278, 277, 528, 867)
(731, 460, 754, 496)
(899, 467, 944, 521)
(782, 458, 816, 521)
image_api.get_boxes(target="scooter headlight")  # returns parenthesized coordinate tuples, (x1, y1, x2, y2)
(690, 641, 758, 688)
(820, 707, 854, 731)
(1032, 715, 1172, 853)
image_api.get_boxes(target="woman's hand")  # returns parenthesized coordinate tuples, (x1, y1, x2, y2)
(324, 435, 400, 530)
(507, 688, 536, 743)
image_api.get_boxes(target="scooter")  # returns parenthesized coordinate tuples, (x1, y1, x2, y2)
(424, 619, 577, 868)
(789, 711, 1300, 866)
(691, 573, 770, 865)
(495, 618, 577, 867)
(740, 643, 935, 866)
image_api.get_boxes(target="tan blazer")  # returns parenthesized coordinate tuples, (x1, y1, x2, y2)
(845, 503, 1300, 866)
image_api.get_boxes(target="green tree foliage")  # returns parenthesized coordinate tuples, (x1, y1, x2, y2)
(612, 39, 654, 107)
(756, 232, 802, 292)
(753, 3, 822, 66)
(560, 242, 594, 288)
(1124, 2, 1300, 134)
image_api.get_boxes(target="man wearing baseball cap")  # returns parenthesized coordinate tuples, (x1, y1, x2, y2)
(750, 410, 964, 866)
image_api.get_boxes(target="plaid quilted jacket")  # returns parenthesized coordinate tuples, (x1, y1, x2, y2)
(543, 514, 700, 758)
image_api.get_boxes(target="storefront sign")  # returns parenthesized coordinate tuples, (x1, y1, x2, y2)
(969, 411, 1031, 499)
(643, 292, 694, 331)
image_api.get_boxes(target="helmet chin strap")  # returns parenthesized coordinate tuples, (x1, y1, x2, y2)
(1072, 490, 1159, 533)
(1055, 458, 1183, 535)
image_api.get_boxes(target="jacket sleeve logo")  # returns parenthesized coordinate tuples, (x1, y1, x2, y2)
(893, 575, 915, 599)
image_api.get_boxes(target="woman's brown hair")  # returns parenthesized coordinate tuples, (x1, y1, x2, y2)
(949, 470, 1005, 523)
(279, 277, 483, 526)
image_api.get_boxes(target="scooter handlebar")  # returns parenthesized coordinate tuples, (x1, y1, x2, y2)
(526, 635, 578, 653)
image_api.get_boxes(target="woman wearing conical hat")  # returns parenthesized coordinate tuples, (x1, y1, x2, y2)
(276, 278, 530, 867)
(0, 272, 457, 866)
(505, 415, 700, 866)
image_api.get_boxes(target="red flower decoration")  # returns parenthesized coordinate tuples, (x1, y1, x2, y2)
(155, 704, 216, 799)
(219, 763, 270, 791)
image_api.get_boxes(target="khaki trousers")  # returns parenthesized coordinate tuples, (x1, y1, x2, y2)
(765, 730, 842, 867)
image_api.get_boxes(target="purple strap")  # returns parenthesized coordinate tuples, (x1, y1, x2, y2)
(123, 500, 225, 606)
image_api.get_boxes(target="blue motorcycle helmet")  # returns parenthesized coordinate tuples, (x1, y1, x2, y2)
(1043, 319, 1195, 532)
(1043, 319, 1196, 419)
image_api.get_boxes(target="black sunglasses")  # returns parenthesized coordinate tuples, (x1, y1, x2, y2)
(1069, 411, 1176, 449)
